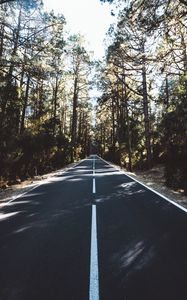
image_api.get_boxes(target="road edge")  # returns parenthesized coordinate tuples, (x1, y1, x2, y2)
(97, 156, 187, 213)
(0, 158, 87, 209)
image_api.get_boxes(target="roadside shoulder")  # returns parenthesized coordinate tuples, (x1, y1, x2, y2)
(0, 160, 83, 207)
(125, 170, 187, 210)
(99, 157, 187, 210)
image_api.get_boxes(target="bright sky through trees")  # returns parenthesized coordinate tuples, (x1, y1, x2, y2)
(44, 0, 115, 110)
(44, 0, 115, 59)
(44, 0, 115, 58)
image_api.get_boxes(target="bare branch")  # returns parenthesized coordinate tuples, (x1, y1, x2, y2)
(179, 0, 187, 6)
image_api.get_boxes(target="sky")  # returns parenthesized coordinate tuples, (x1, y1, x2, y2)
(44, 0, 115, 59)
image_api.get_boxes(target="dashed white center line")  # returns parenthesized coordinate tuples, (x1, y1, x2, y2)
(93, 178, 96, 194)
(93, 156, 96, 193)
(89, 204, 99, 300)
(93, 157, 95, 170)
(89, 156, 99, 299)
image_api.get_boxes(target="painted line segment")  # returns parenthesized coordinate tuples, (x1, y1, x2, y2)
(89, 204, 100, 300)
(97, 155, 187, 213)
(93, 157, 95, 170)
(93, 178, 96, 194)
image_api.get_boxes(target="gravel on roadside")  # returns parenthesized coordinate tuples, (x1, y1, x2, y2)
(106, 161, 187, 209)
(0, 161, 79, 207)
(125, 165, 187, 209)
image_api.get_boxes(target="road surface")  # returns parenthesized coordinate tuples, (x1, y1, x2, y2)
(0, 155, 187, 300)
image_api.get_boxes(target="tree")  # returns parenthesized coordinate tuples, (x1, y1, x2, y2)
(0, 2, 93, 184)
(96, 5, 155, 169)
(0, 0, 39, 6)
(66, 35, 92, 161)
(97, 0, 187, 193)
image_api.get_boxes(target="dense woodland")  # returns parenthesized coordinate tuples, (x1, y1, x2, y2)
(0, 0, 187, 195)
(96, 0, 187, 194)
(0, 0, 93, 184)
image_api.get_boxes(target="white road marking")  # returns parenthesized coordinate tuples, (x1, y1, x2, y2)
(93, 157, 95, 170)
(97, 155, 187, 213)
(93, 156, 96, 192)
(89, 204, 100, 300)
(123, 172, 187, 213)
(93, 178, 96, 194)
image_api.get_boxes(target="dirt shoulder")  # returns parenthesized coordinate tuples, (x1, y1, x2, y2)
(0, 161, 78, 207)
(1, 161, 187, 210)
(125, 165, 187, 209)
(105, 160, 187, 209)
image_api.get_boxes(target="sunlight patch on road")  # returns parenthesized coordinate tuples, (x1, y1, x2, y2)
(13, 225, 31, 234)
(120, 181, 137, 188)
(0, 211, 21, 221)
(96, 170, 121, 177)
(119, 241, 145, 268)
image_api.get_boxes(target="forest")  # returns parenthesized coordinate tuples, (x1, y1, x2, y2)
(0, 0, 187, 195)
(0, 0, 93, 184)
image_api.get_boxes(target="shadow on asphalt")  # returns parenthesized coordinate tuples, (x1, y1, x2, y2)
(96, 165, 187, 300)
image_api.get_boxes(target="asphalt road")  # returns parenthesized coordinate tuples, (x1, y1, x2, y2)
(0, 155, 187, 300)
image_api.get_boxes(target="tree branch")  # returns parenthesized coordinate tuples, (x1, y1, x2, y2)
(179, 0, 187, 6)
(0, 0, 14, 4)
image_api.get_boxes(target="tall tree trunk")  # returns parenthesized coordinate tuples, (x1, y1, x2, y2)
(165, 75, 169, 109)
(71, 76, 78, 161)
(0, 23, 4, 59)
(111, 97, 116, 151)
(123, 72, 132, 172)
(7, 6, 22, 81)
(85, 125, 88, 157)
(61, 108, 65, 135)
(142, 41, 152, 168)
(78, 110, 82, 142)
(0, 7, 22, 127)
(53, 74, 59, 135)
(116, 81, 122, 165)
(20, 75, 30, 133)
(63, 110, 67, 135)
